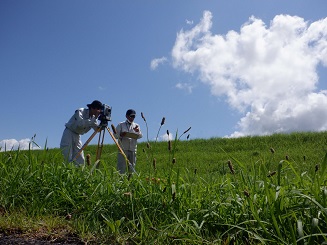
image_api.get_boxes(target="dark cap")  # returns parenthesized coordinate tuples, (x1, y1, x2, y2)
(87, 100, 102, 109)
(126, 109, 136, 116)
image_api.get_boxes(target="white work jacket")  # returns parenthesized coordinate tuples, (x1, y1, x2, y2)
(65, 108, 97, 135)
(115, 120, 142, 152)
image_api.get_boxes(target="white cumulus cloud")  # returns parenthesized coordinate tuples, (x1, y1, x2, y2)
(0, 138, 32, 152)
(175, 82, 194, 93)
(171, 11, 327, 136)
(186, 19, 193, 25)
(150, 57, 168, 70)
(160, 132, 174, 141)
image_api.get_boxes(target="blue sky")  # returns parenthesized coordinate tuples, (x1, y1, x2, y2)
(1, 0, 327, 151)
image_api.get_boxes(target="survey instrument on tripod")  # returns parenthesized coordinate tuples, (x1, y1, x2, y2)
(72, 104, 129, 167)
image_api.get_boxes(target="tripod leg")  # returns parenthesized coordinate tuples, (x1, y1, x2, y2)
(72, 127, 101, 162)
(106, 126, 130, 167)
(96, 128, 105, 161)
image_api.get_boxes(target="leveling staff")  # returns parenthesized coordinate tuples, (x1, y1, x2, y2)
(60, 100, 102, 165)
(115, 109, 143, 173)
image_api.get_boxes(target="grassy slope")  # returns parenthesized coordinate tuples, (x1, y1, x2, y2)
(1, 131, 327, 244)
(87, 131, 327, 173)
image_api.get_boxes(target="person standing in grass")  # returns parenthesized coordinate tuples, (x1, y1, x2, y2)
(115, 109, 143, 173)
(60, 100, 102, 165)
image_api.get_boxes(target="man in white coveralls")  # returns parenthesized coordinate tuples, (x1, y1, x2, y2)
(115, 109, 143, 173)
(60, 100, 102, 165)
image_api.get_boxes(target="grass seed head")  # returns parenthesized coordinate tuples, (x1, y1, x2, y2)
(166, 130, 169, 136)
(86, 154, 91, 166)
(315, 164, 319, 172)
(187, 134, 190, 140)
(111, 124, 117, 134)
(147, 142, 151, 149)
(303, 155, 306, 161)
(168, 140, 171, 151)
(161, 117, 165, 126)
(172, 158, 176, 164)
(267, 171, 277, 177)
(270, 147, 275, 154)
(244, 190, 250, 197)
(227, 160, 235, 174)
(183, 127, 191, 134)
(194, 168, 197, 174)
(153, 158, 156, 171)
(286, 155, 289, 160)
(141, 112, 146, 122)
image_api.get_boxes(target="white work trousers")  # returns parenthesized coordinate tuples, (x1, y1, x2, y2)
(117, 150, 136, 174)
(60, 128, 84, 165)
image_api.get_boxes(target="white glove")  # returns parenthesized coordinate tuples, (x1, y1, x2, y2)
(89, 115, 98, 127)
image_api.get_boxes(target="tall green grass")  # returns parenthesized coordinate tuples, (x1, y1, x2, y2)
(0, 131, 327, 244)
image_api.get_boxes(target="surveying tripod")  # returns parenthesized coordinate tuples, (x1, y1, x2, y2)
(73, 122, 128, 167)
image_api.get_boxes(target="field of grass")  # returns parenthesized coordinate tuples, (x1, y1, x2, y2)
(0, 131, 327, 244)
